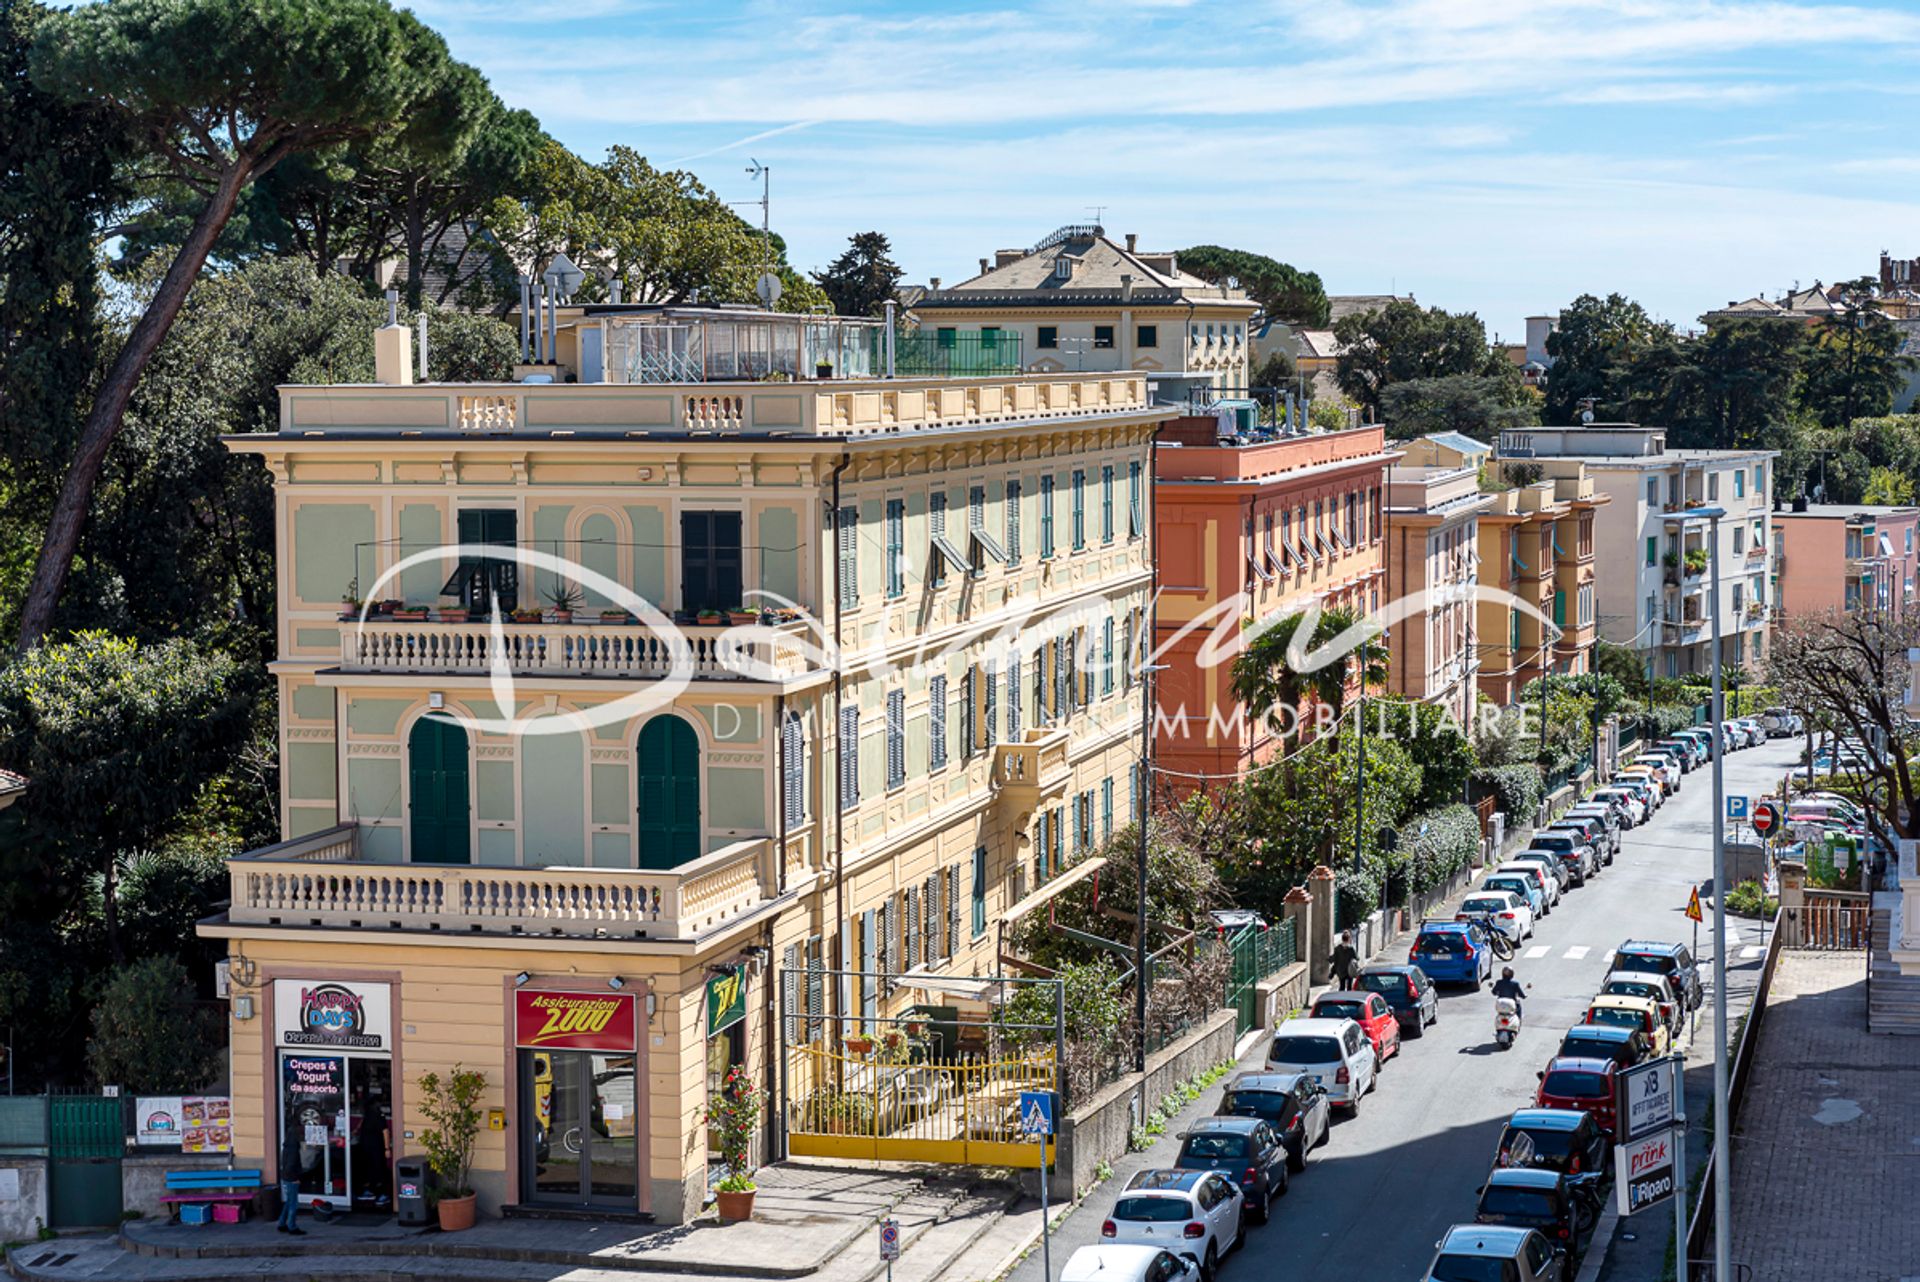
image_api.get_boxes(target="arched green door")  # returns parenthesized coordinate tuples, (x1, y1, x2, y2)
(409, 716, 471, 864)
(636, 715, 700, 869)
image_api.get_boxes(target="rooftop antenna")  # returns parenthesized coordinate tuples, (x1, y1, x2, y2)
(1086, 205, 1107, 227)
(744, 159, 772, 266)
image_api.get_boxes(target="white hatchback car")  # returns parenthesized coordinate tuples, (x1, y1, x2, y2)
(1102, 1169, 1243, 1278)
(1495, 859, 1563, 908)
(1266, 1017, 1377, 1114)
(1062, 1244, 1203, 1282)
(1457, 889, 1534, 942)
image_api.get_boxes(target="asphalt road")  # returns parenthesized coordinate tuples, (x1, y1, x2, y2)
(1011, 737, 1796, 1282)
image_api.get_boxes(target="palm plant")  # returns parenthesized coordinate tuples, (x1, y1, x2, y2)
(1231, 605, 1389, 751)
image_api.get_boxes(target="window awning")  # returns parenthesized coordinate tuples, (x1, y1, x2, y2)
(1249, 552, 1274, 583)
(971, 527, 1009, 564)
(931, 535, 971, 574)
(999, 856, 1107, 927)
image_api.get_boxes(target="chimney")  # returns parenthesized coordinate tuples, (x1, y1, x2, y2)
(1121, 273, 1134, 303)
(979, 258, 990, 275)
(1125, 233, 1138, 253)
(995, 249, 1024, 268)
(374, 289, 413, 386)
(929, 277, 941, 291)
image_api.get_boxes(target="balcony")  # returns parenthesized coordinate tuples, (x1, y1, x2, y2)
(280, 371, 1149, 441)
(993, 727, 1073, 820)
(338, 617, 818, 682)
(226, 823, 780, 941)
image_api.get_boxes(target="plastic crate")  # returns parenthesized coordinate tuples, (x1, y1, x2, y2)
(212, 1202, 244, 1224)
(179, 1204, 212, 1226)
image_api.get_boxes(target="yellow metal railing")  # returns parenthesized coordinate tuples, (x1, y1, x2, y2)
(785, 1043, 1056, 1167)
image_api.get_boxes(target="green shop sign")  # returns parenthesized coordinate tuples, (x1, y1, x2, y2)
(706, 970, 747, 1036)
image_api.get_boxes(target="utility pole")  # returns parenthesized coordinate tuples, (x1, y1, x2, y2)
(1708, 510, 1731, 1282)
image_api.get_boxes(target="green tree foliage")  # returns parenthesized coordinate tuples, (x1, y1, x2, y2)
(1398, 803, 1481, 898)
(1231, 606, 1388, 755)
(1013, 825, 1222, 973)
(485, 142, 825, 313)
(19, 0, 487, 648)
(1861, 466, 1917, 506)
(1472, 763, 1544, 823)
(1307, 396, 1354, 431)
(85, 956, 225, 1091)
(1250, 349, 1296, 389)
(1542, 293, 1665, 423)
(812, 231, 904, 317)
(1332, 300, 1507, 418)
(1176, 245, 1328, 327)
(1379, 373, 1538, 441)
(0, 0, 129, 633)
(1367, 697, 1477, 811)
(1664, 319, 1805, 450)
(1799, 304, 1916, 429)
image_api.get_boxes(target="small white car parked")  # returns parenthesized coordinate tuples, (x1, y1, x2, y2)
(1062, 1244, 1203, 1282)
(1266, 1017, 1377, 1115)
(1102, 1169, 1243, 1280)
(1457, 889, 1534, 942)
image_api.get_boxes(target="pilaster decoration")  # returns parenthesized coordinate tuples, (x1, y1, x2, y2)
(264, 457, 291, 484)
(589, 747, 627, 763)
(511, 455, 530, 485)
(441, 458, 458, 484)
(474, 745, 515, 760)
(285, 727, 335, 742)
(345, 742, 402, 758)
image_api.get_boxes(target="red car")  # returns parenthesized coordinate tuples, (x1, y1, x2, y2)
(1309, 990, 1402, 1066)
(1534, 1056, 1619, 1135)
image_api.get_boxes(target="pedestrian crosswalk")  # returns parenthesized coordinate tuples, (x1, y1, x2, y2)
(1516, 938, 1764, 963)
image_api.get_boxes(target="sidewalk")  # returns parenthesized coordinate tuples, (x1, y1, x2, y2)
(1727, 951, 1918, 1282)
(5, 1165, 1013, 1282)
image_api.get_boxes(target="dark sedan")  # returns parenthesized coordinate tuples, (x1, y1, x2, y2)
(1493, 1108, 1611, 1179)
(1174, 1116, 1290, 1222)
(1356, 964, 1438, 1036)
(1215, 1071, 1331, 1173)
(1556, 1022, 1650, 1070)
(1474, 1168, 1593, 1248)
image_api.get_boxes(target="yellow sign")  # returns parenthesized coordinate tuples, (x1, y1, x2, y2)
(1685, 886, 1704, 923)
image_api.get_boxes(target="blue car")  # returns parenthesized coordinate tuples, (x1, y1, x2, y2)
(1409, 920, 1494, 986)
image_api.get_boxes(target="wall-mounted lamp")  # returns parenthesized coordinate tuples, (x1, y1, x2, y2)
(514, 972, 531, 987)
(233, 995, 255, 1021)
(608, 975, 627, 991)
(645, 992, 658, 1022)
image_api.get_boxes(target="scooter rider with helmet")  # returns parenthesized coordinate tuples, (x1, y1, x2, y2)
(1492, 966, 1525, 1016)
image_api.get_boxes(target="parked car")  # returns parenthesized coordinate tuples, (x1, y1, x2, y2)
(1614, 940, 1704, 1011)
(1215, 1070, 1331, 1173)
(1174, 1117, 1289, 1222)
(1542, 812, 1607, 860)
(1588, 787, 1645, 828)
(1599, 971, 1683, 1039)
(1507, 848, 1576, 895)
(1533, 828, 1599, 883)
(1612, 776, 1659, 814)
(1618, 762, 1672, 799)
(1534, 1056, 1621, 1134)
(1583, 993, 1670, 1057)
(1457, 889, 1534, 942)
(1493, 1108, 1612, 1178)
(1355, 965, 1439, 1037)
(1675, 728, 1718, 762)
(1556, 1023, 1650, 1071)
(1761, 707, 1804, 738)
(1105, 1168, 1243, 1275)
(1482, 872, 1548, 921)
(1207, 909, 1268, 939)
(1474, 1168, 1597, 1249)
(1266, 1017, 1376, 1114)
(1562, 806, 1621, 859)
(1064, 1244, 1203, 1282)
(1638, 752, 1686, 790)
(1423, 1224, 1567, 1282)
(1493, 861, 1561, 911)
(1654, 738, 1700, 771)
(1735, 718, 1768, 747)
(1410, 920, 1495, 986)
(1309, 990, 1403, 1066)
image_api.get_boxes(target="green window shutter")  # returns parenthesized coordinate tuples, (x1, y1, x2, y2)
(838, 505, 858, 610)
(1553, 590, 1566, 627)
(1071, 470, 1086, 549)
(636, 714, 701, 868)
(1101, 465, 1114, 543)
(1040, 475, 1056, 558)
(886, 499, 904, 597)
(1102, 778, 1113, 842)
(408, 716, 471, 865)
(971, 847, 987, 937)
(1006, 479, 1022, 562)
(1129, 461, 1143, 538)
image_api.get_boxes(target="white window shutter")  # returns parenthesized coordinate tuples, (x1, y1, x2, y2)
(839, 704, 860, 805)
(782, 943, 800, 1043)
(782, 713, 804, 826)
(1007, 656, 1022, 741)
(930, 676, 948, 769)
(947, 865, 962, 957)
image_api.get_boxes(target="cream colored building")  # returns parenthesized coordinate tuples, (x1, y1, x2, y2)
(203, 308, 1165, 1225)
(903, 226, 1258, 403)
(1384, 462, 1494, 727)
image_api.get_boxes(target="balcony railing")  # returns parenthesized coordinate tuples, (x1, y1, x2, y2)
(227, 823, 779, 941)
(339, 617, 818, 681)
(994, 727, 1073, 815)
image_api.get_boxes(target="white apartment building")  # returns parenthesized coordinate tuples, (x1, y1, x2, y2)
(1495, 425, 1777, 676)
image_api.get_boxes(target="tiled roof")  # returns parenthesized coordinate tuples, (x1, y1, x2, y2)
(1327, 294, 1413, 321)
(914, 229, 1253, 310)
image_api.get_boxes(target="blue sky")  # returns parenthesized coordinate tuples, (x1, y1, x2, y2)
(409, 0, 1920, 337)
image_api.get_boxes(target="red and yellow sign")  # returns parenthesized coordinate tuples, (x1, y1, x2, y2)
(1685, 886, 1704, 923)
(514, 990, 637, 1051)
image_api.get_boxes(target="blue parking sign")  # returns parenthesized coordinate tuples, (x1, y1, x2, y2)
(1018, 1090, 1056, 1137)
(1727, 795, 1748, 821)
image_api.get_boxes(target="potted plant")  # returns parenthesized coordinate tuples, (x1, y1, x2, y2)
(600, 608, 631, 625)
(339, 579, 363, 621)
(391, 603, 429, 622)
(728, 607, 759, 627)
(418, 1064, 486, 1232)
(439, 599, 470, 624)
(546, 583, 582, 624)
(378, 598, 404, 617)
(842, 1034, 873, 1055)
(706, 1065, 763, 1221)
(696, 607, 725, 627)
(1684, 547, 1709, 576)
(511, 606, 543, 624)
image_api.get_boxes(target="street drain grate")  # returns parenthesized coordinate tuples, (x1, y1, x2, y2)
(27, 1251, 77, 1268)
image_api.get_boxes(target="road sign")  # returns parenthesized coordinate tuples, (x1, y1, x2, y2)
(1617, 1057, 1676, 1142)
(1752, 801, 1779, 836)
(1727, 794, 1749, 821)
(1018, 1090, 1056, 1138)
(1685, 886, 1704, 923)
(879, 1219, 900, 1261)
(1614, 1128, 1679, 1217)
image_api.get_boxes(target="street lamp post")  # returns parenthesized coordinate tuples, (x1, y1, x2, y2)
(1667, 504, 1731, 1282)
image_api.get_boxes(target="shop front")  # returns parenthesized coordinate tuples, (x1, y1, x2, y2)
(704, 969, 748, 1170)
(273, 979, 394, 1212)
(513, 988, 646, 1213)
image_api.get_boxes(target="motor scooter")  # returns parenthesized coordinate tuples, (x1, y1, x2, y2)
(1494, 996, 1522, 1050)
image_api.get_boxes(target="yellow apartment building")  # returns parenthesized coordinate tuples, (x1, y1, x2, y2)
(201, 305, 1166, 1225)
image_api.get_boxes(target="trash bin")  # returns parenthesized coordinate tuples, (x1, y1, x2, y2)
(394, 1156, 435, 1226)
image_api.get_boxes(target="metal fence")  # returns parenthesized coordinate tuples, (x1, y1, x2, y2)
(1790, 902, 1873, 949)
(1225, 921, 1299, 1037)
(0, 1095, 48, 1154)
(894, 331, 1025, 377)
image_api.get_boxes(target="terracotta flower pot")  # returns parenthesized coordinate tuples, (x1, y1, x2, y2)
(843, 1037, 873, 1054)
(551, 610, 573, 624)
(436, 1192, 477, 1232)
(715, 1188, 756, 1222)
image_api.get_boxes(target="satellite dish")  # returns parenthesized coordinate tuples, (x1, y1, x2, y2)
(756, 272, 784, 308)
(545, 251, 585, 299)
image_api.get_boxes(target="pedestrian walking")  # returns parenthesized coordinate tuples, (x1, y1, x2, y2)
(1330, 931, 1359, 989)
(277, 1126, 308, 1236)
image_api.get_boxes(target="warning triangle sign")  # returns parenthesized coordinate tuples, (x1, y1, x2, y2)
(1685, 886, 1704, 923)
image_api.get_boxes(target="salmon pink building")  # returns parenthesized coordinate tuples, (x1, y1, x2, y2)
(1153, 418, 1400, 797)
(1772, 502, 1920, 617)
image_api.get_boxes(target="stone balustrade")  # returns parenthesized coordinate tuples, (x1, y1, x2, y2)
(338, 617, 818, 681)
